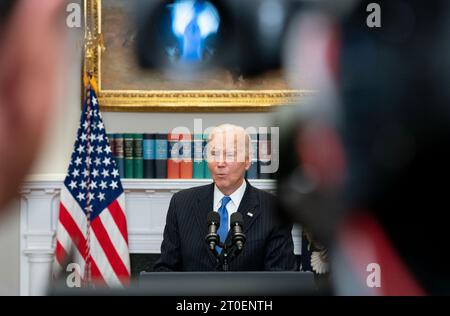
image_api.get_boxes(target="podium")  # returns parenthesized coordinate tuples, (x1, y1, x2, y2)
(48, 271, 319, 296)
(138, 271, 317, 296)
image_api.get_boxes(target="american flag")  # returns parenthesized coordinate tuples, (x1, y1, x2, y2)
(54, 78, 130, 287)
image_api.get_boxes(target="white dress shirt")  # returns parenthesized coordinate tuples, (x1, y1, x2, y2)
(213, 180, 247, 230)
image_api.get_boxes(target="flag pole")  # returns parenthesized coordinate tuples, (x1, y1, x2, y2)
(83, 73, 93, 287)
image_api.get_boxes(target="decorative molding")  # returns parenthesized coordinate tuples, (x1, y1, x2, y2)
(20, 189, 59, 296)
(97, 90, 316, 112)
(23, 177, 277, 192)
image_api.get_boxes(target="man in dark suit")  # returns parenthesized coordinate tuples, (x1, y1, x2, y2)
(154, 124, 296, 271)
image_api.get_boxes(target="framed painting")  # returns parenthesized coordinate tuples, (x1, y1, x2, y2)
(83, 0, 313, 112)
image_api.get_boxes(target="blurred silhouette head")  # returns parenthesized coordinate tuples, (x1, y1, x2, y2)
(278, 0, 450, 294)
(338, 0, 450, 295)
(0, 0, 65, 210)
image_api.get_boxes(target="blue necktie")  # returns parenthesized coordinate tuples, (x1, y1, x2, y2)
(216, 196, 231, 253)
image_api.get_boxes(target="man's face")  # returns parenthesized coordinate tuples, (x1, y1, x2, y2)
(207, 131, 251, 195)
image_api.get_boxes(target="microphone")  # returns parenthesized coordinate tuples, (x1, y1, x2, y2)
(230, 212, 246, 251)
(206, 211, 221, 251)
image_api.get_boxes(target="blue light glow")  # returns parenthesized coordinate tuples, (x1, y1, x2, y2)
(168, 0, 220, 63)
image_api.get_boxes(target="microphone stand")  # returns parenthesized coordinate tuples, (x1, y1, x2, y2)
(207, 220, 246, 271)
(213, 242, 242, 272)
(221, 244, 230, 272)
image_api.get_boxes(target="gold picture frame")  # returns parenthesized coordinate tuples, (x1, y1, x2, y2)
(83, 0, 313, 112)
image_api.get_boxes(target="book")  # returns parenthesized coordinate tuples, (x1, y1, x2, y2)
(124, 133, 134, 179)
(155, 133, 168, 179)
(247, 133, 258, 179)
(203, 133, 211, 179)
(133, 133, 144, 179)
(180, 133, 193, 179)
(258, 132, 271, 179)
(143, 133, 156, 179)
(167, 133, 181, 179)
(106, 133, 115, 159)
(193, 134, 205, 178)
(114, 133, 125, 179)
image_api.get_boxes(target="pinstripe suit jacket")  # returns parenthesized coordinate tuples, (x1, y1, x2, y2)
(154, 181, 296, 271)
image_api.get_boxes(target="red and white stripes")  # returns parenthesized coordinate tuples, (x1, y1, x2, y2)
(54, 188, 130, 287)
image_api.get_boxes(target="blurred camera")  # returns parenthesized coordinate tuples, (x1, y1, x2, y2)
(135, 0, 300, 76)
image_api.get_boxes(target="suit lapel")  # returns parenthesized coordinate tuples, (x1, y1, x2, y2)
(193, 183, 218, 265)
(194, 183, 214, 230)
(225, 181, 260, 244)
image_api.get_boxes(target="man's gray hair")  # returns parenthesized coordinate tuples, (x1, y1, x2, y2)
(207, 124, 252, 162)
